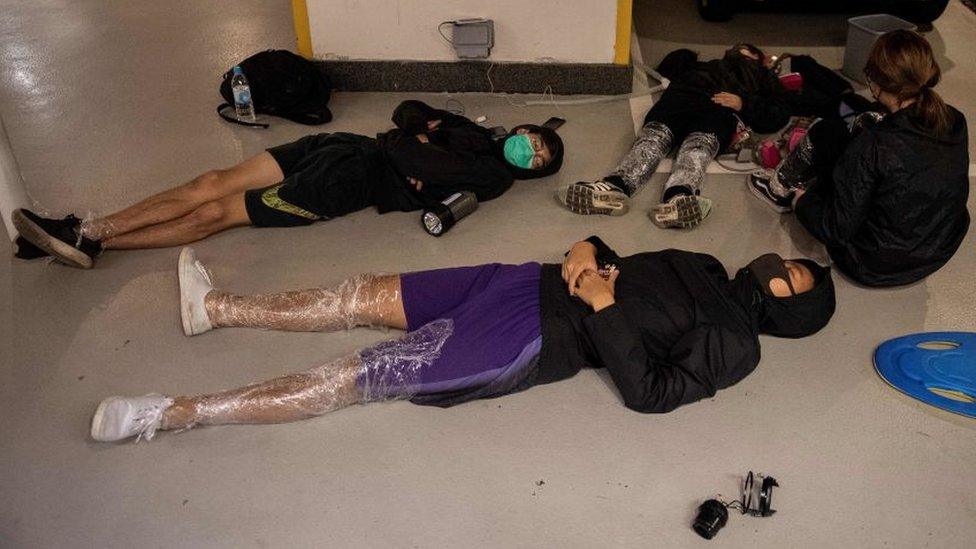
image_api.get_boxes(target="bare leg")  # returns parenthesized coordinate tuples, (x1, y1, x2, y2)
(101, 193, 250, 249)
(205, 274, 407, 332)
(82, 152, 283, 241)
(162, 355, 362, 429)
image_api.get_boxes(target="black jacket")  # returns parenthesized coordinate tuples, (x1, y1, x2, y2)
(661, 48, 790, 134)
(795, 107, 970, 286)
(536, 237, 835, 413)
(373, 101, 513, 212)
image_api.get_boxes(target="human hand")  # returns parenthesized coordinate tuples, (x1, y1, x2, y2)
(574, 269, 619, 312)
(562, 241, 598, 296)
(408, 177, 424, 191)
(712, 92, 743, 112)
(416, 134, 430, 144)
(427, 119, 442, 131)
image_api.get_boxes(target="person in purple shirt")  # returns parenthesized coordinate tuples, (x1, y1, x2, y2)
(90, 236, 835, 443)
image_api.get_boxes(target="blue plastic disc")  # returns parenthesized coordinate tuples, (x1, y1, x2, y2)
(874, 332, 976, 418)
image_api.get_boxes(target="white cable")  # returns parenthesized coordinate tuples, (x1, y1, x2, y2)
(0, 115, 30, 241)
(524, 85, 666, 106)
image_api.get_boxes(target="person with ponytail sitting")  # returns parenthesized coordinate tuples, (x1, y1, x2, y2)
(749, 30, 969, 287)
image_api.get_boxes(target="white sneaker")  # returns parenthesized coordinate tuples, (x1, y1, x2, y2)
(90, 394, 174, 442)
(179, 247, 214, 336)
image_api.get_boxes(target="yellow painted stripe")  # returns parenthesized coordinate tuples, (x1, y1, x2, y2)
(291, 0, 314, 59)
(613, 0, 633, 65)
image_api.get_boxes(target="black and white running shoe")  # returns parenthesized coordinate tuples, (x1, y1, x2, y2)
(649, 194, 712, 229)
(12, 209, 101, 269)
(749, 169, 795, 213)
(555, 181, 631, 216)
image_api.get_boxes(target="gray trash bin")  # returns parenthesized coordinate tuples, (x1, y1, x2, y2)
(842, 14, 916, 83)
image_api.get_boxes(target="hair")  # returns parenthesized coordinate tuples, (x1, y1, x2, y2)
(864, 30, 951, 136)
(735, 43, 766, 62)
(505, 124, 564, 180)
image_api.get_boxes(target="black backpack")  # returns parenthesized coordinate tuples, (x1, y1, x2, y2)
(218, 49, 332, 128)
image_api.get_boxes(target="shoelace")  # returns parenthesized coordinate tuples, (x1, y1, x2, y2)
(132, 403, 166, 442)
(194, 260, 214, 286)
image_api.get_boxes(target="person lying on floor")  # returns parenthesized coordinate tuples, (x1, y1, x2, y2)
(750, 30, 969, 287)
(555, 44, 789, 229)
(90, 236, 835, 443)
(13, 100, 564, 269)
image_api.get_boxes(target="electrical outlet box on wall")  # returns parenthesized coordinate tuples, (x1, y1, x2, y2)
(451, 18, 493, 59)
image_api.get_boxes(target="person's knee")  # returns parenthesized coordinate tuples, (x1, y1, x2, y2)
(186, 201, 227, 231)
(188, 170, 225, 198)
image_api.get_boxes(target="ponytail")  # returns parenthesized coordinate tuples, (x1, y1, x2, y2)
(915, 86, 952, 137)
(865, 29, 953, 137)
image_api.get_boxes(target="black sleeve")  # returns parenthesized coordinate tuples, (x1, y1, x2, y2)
(795, 131, 880, 244)
(740, 91, 790, 134)
(739, 73, 791, 134)
(386, 136, 514, 202)
(583, 307, 755, 413)
(391, 100, 475, 135)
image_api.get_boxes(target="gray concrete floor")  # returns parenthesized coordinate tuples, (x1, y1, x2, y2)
(1, 1, 974, 548)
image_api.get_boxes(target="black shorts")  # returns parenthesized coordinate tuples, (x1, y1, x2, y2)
(244, 133, 375, 227)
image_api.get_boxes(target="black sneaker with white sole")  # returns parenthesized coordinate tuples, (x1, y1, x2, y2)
(749, 170, 794, 213)
(555, 181, 631, 216)
(12, 209, 102, 269)
(13, 236, 50, 260)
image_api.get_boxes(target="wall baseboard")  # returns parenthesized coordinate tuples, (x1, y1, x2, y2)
(317, 60, 633, 95)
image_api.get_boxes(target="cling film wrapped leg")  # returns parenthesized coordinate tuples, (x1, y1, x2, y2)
(662, 132, 720, 200)
(205, 273, 404, 332)
(161, 319, 454, 430)
(608, 121, 675, 196)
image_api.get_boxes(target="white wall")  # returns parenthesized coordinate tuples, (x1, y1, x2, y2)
(307, 0, 619, 63)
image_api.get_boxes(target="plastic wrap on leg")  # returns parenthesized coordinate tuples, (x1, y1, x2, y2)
(358, 318, 453, 402)
(184, 354, 364, 426)
(609, 122, 674, 195)
(206, 274, 401, 332)
(165, 319, 453, 430)
(662, 132, 720, 199)
(78, 213, 119, 242)
(773, 133, 816, 192)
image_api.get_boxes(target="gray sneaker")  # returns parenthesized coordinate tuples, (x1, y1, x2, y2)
(555, 181, 631, 216)
(649, 195, 713, 229)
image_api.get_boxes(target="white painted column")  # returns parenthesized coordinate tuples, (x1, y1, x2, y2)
(0, 115, 30, 241)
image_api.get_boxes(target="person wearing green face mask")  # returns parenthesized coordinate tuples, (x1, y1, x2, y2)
(504, 133, 538, 169)
(14, 100, 564, 270)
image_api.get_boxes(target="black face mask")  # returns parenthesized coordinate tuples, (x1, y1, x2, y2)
(731, 256, 837, 339)
(746, 253, 795, 296)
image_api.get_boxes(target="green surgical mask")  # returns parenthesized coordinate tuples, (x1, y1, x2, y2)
(504, 134, 535, 169)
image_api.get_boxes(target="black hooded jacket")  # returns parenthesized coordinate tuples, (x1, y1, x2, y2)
(657, 48, 790, 134)
(372, 101, 562, 213)
(795, 107, 970, 286)
(536, 237, 835, 413)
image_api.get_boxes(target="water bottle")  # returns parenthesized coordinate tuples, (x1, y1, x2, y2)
(231, 66, 256, 121)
